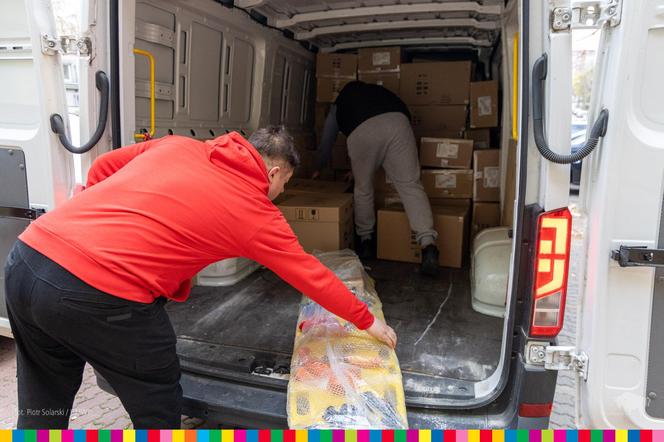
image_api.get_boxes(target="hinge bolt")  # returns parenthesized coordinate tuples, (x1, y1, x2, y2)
(648, 392, 657, 400)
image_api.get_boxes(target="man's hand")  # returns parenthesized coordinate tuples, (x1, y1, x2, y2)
(311, 170, 321, 180)
(343, 170, 353, 183)
(365, 317, 397, 349)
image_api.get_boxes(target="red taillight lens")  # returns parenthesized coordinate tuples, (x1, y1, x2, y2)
(530, 207, 572, 337)
(519, 402, 553, 417)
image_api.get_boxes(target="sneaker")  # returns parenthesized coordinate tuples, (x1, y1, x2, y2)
(356, 236, 376, 260)
(420, 245, 440, 276)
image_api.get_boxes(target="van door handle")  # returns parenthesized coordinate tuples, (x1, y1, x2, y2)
(532, 53, 609, 164)
(50, 70, 110, 154)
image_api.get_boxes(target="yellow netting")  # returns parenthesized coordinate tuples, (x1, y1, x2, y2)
(287, 250, 408, 429)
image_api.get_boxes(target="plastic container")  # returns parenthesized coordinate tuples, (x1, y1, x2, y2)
(470, 227, 512, 317)
(196, 258, 260, 287)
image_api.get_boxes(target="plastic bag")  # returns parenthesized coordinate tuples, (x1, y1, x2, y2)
(287, 250, 408, 429)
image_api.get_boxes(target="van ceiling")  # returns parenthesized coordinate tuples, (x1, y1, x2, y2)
(233, 0, 503, 52)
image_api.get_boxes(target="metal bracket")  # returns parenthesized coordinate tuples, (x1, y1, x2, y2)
(0, 206, 45, 221)
(612, 245, 664, 268)
(41, 34, 92, 56)
(551, 0, 622, 31)
(526, 342, 589, 381)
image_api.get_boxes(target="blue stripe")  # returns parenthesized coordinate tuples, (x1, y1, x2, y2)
(566, 430, 578, 442)
(505, 430, 518, 442)
(198, 431, 210, 442)
(628, 431, 640, 442)
(370, 431, 382, 442)
(136, 430, 147, 442)
(13, 430, 25, 442)
(73, 430, 86, 442)
(308, 431, 320, 442)
(432, 431, 443, 442)
(245, 431, 257, 442)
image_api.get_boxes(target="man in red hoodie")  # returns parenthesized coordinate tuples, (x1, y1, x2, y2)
(3, 126, 396, 429)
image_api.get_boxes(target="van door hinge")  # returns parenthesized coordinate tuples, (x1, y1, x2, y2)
(526, 342, 589, 381)
(41, 34, 92, 56)
(551, 0, 622, 31)
(612, 245, 664, 268)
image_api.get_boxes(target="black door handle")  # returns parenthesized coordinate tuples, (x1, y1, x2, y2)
(532, 53, 609, 164)
(50, 70, 109, 154)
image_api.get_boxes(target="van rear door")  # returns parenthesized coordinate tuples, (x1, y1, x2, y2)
(574, 0, 664, 429)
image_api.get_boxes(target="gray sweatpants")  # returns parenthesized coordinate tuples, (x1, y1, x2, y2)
(347, 112, 438, 246)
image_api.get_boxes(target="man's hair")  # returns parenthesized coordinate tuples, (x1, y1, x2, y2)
(248, 125, 300, 170)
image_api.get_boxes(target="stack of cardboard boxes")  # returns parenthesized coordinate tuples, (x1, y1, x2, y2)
(357, 47, 402, 95)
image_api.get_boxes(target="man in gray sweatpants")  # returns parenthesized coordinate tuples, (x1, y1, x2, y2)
(314, 81, 439, 276)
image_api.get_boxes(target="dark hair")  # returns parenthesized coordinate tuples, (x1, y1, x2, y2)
(248, 125, 300, 169)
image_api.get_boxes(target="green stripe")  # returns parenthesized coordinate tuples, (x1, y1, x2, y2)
(271, 431, 283, 442)
(517, 430, 529, 442)
(591, 431, 603, 442)
(210, 431, 221, 442)
(320, 431, 332, 442)
(395, 430, 407, 442)
(24, 431, 36, 442)
(99, 430, 110, 442)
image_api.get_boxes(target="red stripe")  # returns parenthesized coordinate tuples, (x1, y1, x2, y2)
(579, 430, 591, 442)
(480, 431, 492, 442)
(383, 431, 394, 442)
(148, 430, 159, 442)
(88, 431, 99, 442)
(259, 431, 271, 442)
(444, 431, 456, 442)
(642, 431, 653, 442)
(284, 431, 296, 442)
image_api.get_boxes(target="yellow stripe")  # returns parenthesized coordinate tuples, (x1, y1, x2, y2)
(49, 430, 61, 442)
(295, 430, 308, 442)
(0, 430, 12, 442)
(419, 430, 432, 442)
(346, 431, 357, 442)
(492, 430, 505, 442)
(221, 430, 234, 442)
(512, 32, 519, 141)
(615, 430, 628, 442)
(172, 431, 185, 442)
(122, 431, 135, 442)
(468, 430, 480, 442)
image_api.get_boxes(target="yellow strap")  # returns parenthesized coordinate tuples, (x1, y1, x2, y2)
(133, 48, 155, 140)
(512, 32, 519, 141)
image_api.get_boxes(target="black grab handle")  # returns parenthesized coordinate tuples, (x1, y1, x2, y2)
(50, 70, 109, 154)
(532, 53, 609, 165)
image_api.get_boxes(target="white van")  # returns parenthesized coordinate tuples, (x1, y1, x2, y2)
(1, 0, 663, 430)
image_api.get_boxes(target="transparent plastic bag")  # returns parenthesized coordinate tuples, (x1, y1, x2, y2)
(287, 250, 408, 429)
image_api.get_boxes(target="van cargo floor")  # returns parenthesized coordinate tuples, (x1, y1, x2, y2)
(168, 259, 503, 389)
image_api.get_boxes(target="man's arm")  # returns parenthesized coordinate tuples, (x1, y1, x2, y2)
(86, 138, 159, 187)
(242, 215, 375, 330)
(316, 104, 339, 171)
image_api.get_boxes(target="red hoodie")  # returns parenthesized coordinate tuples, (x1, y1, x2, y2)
(19, 133, 375, 330)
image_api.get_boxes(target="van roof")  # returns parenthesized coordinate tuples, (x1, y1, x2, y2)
(233, 0, 503, 52)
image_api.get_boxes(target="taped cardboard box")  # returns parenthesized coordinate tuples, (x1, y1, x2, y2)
(472, 202, 501, 237)
(285, 178, 352, 195)
(358, 46, 402, 73)
(421, 169, 473, 199)
(473, 149, 501, 202)
(470, 81, 499, 128)
(377, 204, 468, 268)
(358, 72, 400, 95)
(286, 219, 354, 252)
(410, 105, 468, 134)
(317, 78, 353, 103)
(464, 128, 492, 149)
(420, 137, 474, 169)
(400, 61, 472, 105)
(316, 53, 357, 79)
(502, 140, 517, 227)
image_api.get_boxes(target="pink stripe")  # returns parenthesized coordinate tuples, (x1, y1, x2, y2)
(236, 430, 246, 442)
(111, 430, 122, 442)
(358, 431, 370, 442)
(407, 431, 418, 442)
(456, 431, 468, 442)
(603, 431, 615, 442)
(62, 431, 75, 442)
(652, 431, 664, 442)
(554, 430, 566, 442)
(530, 431, 541, 442)
(37, 430, 49, 442)
(333, 431, 344, 442)
(160, 431, 172, 442)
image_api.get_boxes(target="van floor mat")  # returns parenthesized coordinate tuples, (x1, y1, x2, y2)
(168, 259, 503, 386)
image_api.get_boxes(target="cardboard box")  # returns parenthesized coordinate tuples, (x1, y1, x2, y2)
(358, 72, 400, 95)
(473, 149, 501, 202)
(287, 219, 353, 252)
(316, 53, 357, 79)
(377, 204, 468, 268)
(502, 140, 517, 227)
(409, 105, 468, 134)
(472, 202, 501, 236)
(420, 137, 474, 169)
(421, 169, 473, 198)
(294, 149, 318, 178)
(285, 178, 352, 195)
(470, 81, 499, 128)
(375, 191, 402, 209)
(430, 198, 471, 209)
(464, 128, 491, 149)
(332, 144, 351, 169)
(374, 169, 396, 194)
(277, 192, 353, 224)
(317, 77, 353, 103)
(358, 47, 402, 73)
(400, 61, 472, 105)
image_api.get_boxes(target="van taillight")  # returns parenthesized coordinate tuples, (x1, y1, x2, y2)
(530, 208, 572, 338)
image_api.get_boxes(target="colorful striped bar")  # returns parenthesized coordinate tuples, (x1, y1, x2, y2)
(1, 431, 664, 442)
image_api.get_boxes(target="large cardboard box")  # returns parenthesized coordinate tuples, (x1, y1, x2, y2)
(317, 78, 353, 103)
(358, 72, 400, 95)
(316, 53, 357, 79)
(377, 204, 468, 268)
(470, 81, 499, 128)
(472, 202, 501, 237)
(410, 105, 468, 134)
(285, 178, 352, 195)
(358, 47, 402, 73)
(400, 61, 472, 105)
(294, 149, 318, 178)
(430, 198, 471, 209)
(420, 137, 474, 169)
(474, 149, 501, 202)
(421, 169, 473, 198)
(287, 219, 353, 252)
(502, 140, 517, 227)
(464, 128, 491, 149)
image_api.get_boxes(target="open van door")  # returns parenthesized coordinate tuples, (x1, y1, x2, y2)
(571, 0, 664, 429)
(0, 0, 109, 335)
